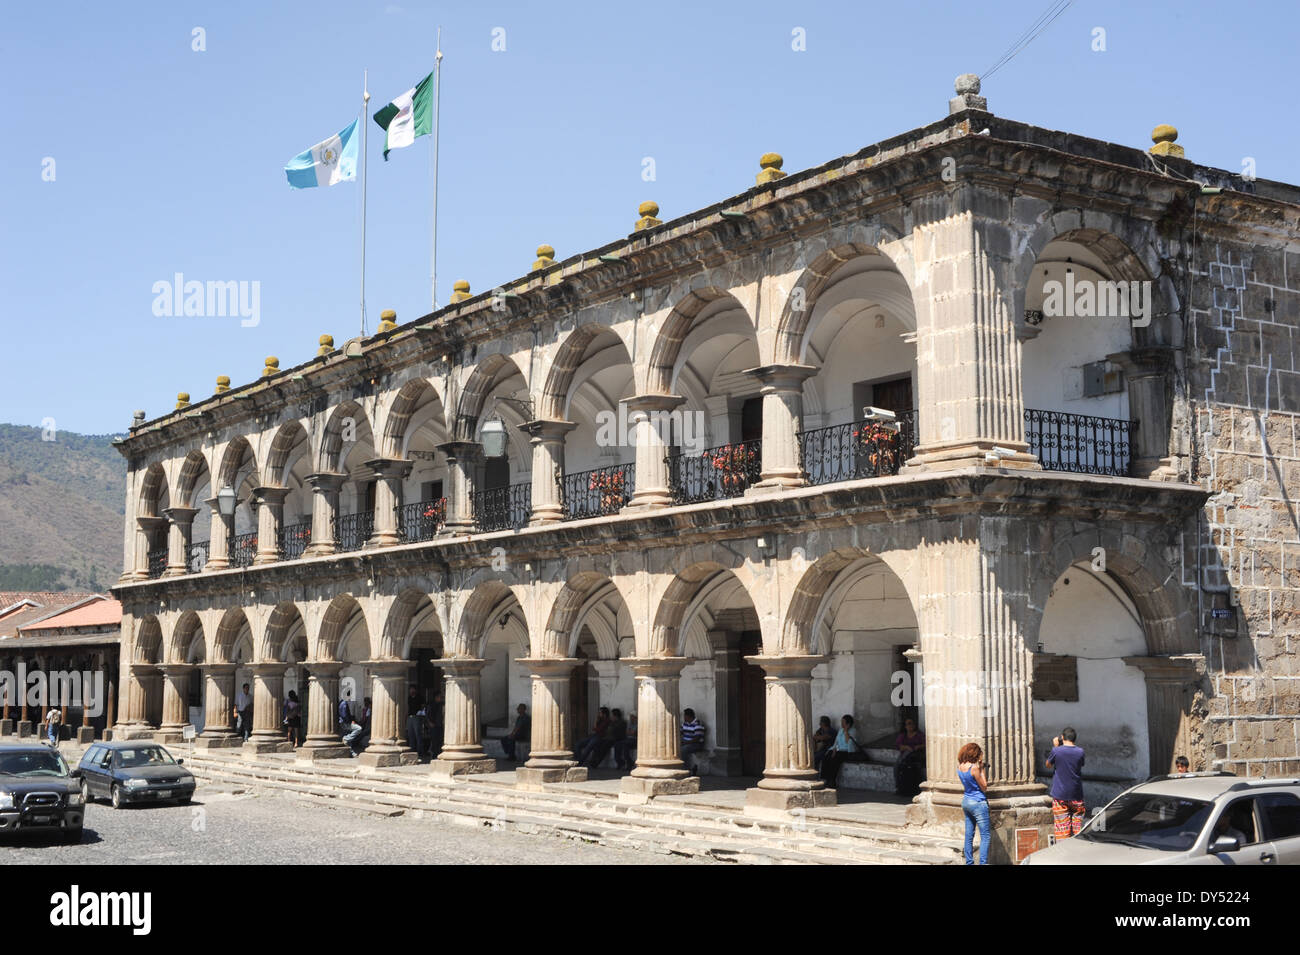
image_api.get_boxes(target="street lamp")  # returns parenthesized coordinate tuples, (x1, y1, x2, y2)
(217, 485, 237, 517)
(481, 416, 508, 459)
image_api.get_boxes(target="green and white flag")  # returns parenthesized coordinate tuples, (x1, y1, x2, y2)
(373, 71, 434, 160)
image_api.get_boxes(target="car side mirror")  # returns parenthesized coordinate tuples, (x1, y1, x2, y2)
(69, 768, 81, 779)
(1209, 835, 1241, 853)
(176, 758, 184, 765)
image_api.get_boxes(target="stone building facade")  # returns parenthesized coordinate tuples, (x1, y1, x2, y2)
(109, 79, 1300, 862)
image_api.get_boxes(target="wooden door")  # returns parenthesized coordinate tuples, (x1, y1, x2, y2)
(872, 377, 914, 415)
(738, 632, 766, 777)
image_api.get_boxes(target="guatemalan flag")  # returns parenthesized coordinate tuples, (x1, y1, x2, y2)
(284, 119, 359, 189)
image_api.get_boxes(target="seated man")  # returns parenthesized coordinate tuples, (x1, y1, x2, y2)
(680, 708, 706, 775)
(894, 717, 926, 795)
(575, 707, 611, 765)
(586, 708, 627, 768)
(500, 703, 531, 760)
(812, 716, 835, 771)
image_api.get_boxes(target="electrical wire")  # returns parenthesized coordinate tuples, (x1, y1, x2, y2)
(982, 0, 1074, 81)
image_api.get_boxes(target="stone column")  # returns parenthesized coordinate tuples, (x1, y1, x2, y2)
(244, 663, 289, 754)
(194, 663, 241, 748)
(516, 658, 587, 789)
(251, 485, 289, 565)
(365, 458, 413, 547)
(162, 506, 199, 577)
(303, 473, 346, 556)
(523, 420, 576, 525)
(0, 660, 12, 734)
(620, 657, 699, 801)
(744, 654, 836, 817)
(907, 530, 1050, 864)
(358, 661, 413, 768)
(154, 664, 192, 743)
(204, 496, 233, 570)
(132, 516, 167, 580)
(298, 662, 351, 761)
(745, 364, 818, 490)
(437, 441, 481, 532)
(622, 394, 684, 510)
(1110, 348, 1177, 480)
(1124, 655, 1207, 774)
(908, 196, 1039, 471)
(710, 631, 744, 776)
(116, 663, 159, 740)
(431, 658, 497, 777)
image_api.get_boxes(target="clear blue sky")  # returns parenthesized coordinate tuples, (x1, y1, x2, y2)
(2, 0, 1294, 435)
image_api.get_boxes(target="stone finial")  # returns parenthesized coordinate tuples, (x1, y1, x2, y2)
(635, 200, 662, 231)
(949, 73, 987, 115)
(262, 356, 280, 377)
(215, 375, 231, 393)
(317, 334, 335, 357)
(756, 152, 786, 185)
(1150, 124, 1184, 159)
(450, 279, 472, 303)
(378, 309, 398, 333)
(175, 392, 190, 410)
(132, 410, 146, 427)
(532, 245, 556, 271)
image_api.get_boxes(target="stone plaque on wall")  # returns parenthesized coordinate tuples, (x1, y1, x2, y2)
(1032, 653, 1079, 702)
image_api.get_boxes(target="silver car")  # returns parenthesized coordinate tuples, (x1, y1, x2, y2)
(1022, 773, 1300, 865)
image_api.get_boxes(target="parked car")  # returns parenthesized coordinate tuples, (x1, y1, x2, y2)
(73, 741, 196, 809)
(0, 743, 85, 842)
(1022, 772, 1300, 865)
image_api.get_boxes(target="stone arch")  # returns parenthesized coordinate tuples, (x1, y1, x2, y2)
(456, 579, 526, 658)
(211, 606, 251, 665)
(138, 463, 168, 517)
(168, 611, 203, 665)
(540, 324, 633, 422)
(378, 587, 443, 659)
(782, 547, 920, 655)
(647, 288, 755, 396)
(774, 243, 913, 366)
(1032, 528, 1195, 657)
(265, 420, 309, 486)
(319, 401, 374, 473)
(650, 560, 760, 657)
(175, 450, 211, 508)
(135, 615, 163, 664)
(381, 378, 447, 459)
(454, 353, 528, 440)
(541, 572, 633, 658)
(314, 593, 370, 662)
(216, 436, 261, 492)
(259, 601, 306, 662)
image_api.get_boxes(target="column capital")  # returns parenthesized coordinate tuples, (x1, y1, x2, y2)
(162, 506, 200, 526)
(521, 418, 578, 441)
(201, 662, 238, 676)
(306, 471, 348, 492)
(518, 657, 581, 677)
(302, 659, 343, 676)
(1107, 346, 1175, 377)
(136, 515, 167, 532)
(361, 659, 411, 677)
(251, 485, 290, 505)
(128, 662, 160, 676)
(1122, 653, 1207, 682)
(246, 661, 286, 676)
(743, 363, 819, 392)
(438, 657, 488, 678)
(622, 656, 689, 679)
(745, 654, 827, 679)
(624, 393, 686, 415)
(157, 662, 194, 676)
(365, 457, 414, 480)
(436, 439, 483, 460)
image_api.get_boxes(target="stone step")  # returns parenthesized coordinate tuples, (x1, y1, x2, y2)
(182, 750, 959, 864)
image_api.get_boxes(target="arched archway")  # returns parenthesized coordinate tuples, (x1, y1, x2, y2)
(320, 402, 377, 550)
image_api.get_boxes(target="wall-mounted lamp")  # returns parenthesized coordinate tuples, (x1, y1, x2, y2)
(499, 612, 511, 629)
(217, 485, 237, 517)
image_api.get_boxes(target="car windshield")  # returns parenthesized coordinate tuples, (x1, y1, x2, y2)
(117, 747, 176, 768)
(1078, 793, 1213, 851)
(0, 750, 70, 778)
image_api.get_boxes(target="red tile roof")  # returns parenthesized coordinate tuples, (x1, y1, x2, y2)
(18, 597, 121, 632)
(0, 592, 96, 636)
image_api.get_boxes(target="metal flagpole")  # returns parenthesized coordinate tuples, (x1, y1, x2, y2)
(431, 27, 443, 310)
(361, 69, 370, 336)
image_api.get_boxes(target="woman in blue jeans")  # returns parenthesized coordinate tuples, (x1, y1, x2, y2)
(957, 742, 990, 865)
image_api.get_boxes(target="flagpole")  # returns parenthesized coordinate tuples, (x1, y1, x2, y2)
(361, 70, 370, 337)
(431, 27, 443, 311)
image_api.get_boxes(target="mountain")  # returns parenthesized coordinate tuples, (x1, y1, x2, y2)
(0, 424, 126, 592)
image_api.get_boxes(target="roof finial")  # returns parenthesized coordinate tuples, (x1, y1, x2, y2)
(756, 152, 786, 185)
(634, 201, 661, 231)
(1150, 124, 1184, 159)
(949, 74, 987, 115)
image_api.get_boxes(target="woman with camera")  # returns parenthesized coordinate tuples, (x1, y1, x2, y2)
(957, 742, 991, 865)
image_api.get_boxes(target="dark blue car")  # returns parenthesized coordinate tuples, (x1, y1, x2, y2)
(73, 741, 196, 809)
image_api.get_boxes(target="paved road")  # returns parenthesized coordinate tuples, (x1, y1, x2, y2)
(0, 784, 700, 865)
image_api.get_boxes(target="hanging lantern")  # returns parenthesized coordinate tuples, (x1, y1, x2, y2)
(481, 416, 508, 459)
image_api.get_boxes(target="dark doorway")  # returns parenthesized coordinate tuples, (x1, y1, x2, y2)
(484, 456, 510, 490)
(569, 647, 590, 752)
(412, 648, 444, 754)
(738, 631, 766, 777)
(740, 397, 763, 444)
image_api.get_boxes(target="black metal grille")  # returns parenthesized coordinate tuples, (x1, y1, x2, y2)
(228, 531, 257, 568)
(471, 482, 531, 532)
(666, 439, 762, 504)
(1024, 408, 1134, 477)
(23, 792, 60, 809)
(561, 463, 633, 519)
(334, 512, 374, 552)
(188, 540, 209, 573)
(397, 498, 446, 542)
(798, 411, 918, 486)
(146, 547, 167, 579)
(279, 521, 313, 560)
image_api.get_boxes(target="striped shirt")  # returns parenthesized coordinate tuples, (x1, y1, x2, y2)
(681, 719, 705, 744)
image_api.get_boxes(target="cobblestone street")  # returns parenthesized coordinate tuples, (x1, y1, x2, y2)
(0, 785, 703, 865)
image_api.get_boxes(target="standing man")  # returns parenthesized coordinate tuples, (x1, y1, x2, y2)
(1046, 727, 1086, 840)
(680, 708, 706, 776)
(234, 682, 253, 742)
(406, 686, 426, 760)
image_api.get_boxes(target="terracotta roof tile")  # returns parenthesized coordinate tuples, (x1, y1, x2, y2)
(18, 597, 121, 632)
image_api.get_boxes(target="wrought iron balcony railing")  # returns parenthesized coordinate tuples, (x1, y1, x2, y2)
(279, 521, 313, 561)
(1025, 408, 1134, 477)
(666, 439, 762, 504)
(188, 540, 209, 573)
(228, 531, 257, 568)
(561, 463, 633, 520)
(397, 498, 447, 543)
(798, 411, 918, 486)
(146, 546, 167, 579)
(334, 512, 374, 553)
(471, 482, 531, 533)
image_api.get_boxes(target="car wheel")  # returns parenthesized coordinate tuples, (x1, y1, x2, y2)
(80, 778, 92, 804)
(110, 785, 123, 809)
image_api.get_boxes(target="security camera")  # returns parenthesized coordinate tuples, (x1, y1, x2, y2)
(864, 406, 897, 422)
(991, 446, 1017, 458)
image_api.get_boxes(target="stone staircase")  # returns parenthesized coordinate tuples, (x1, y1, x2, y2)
(178, 747, 960, 865)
